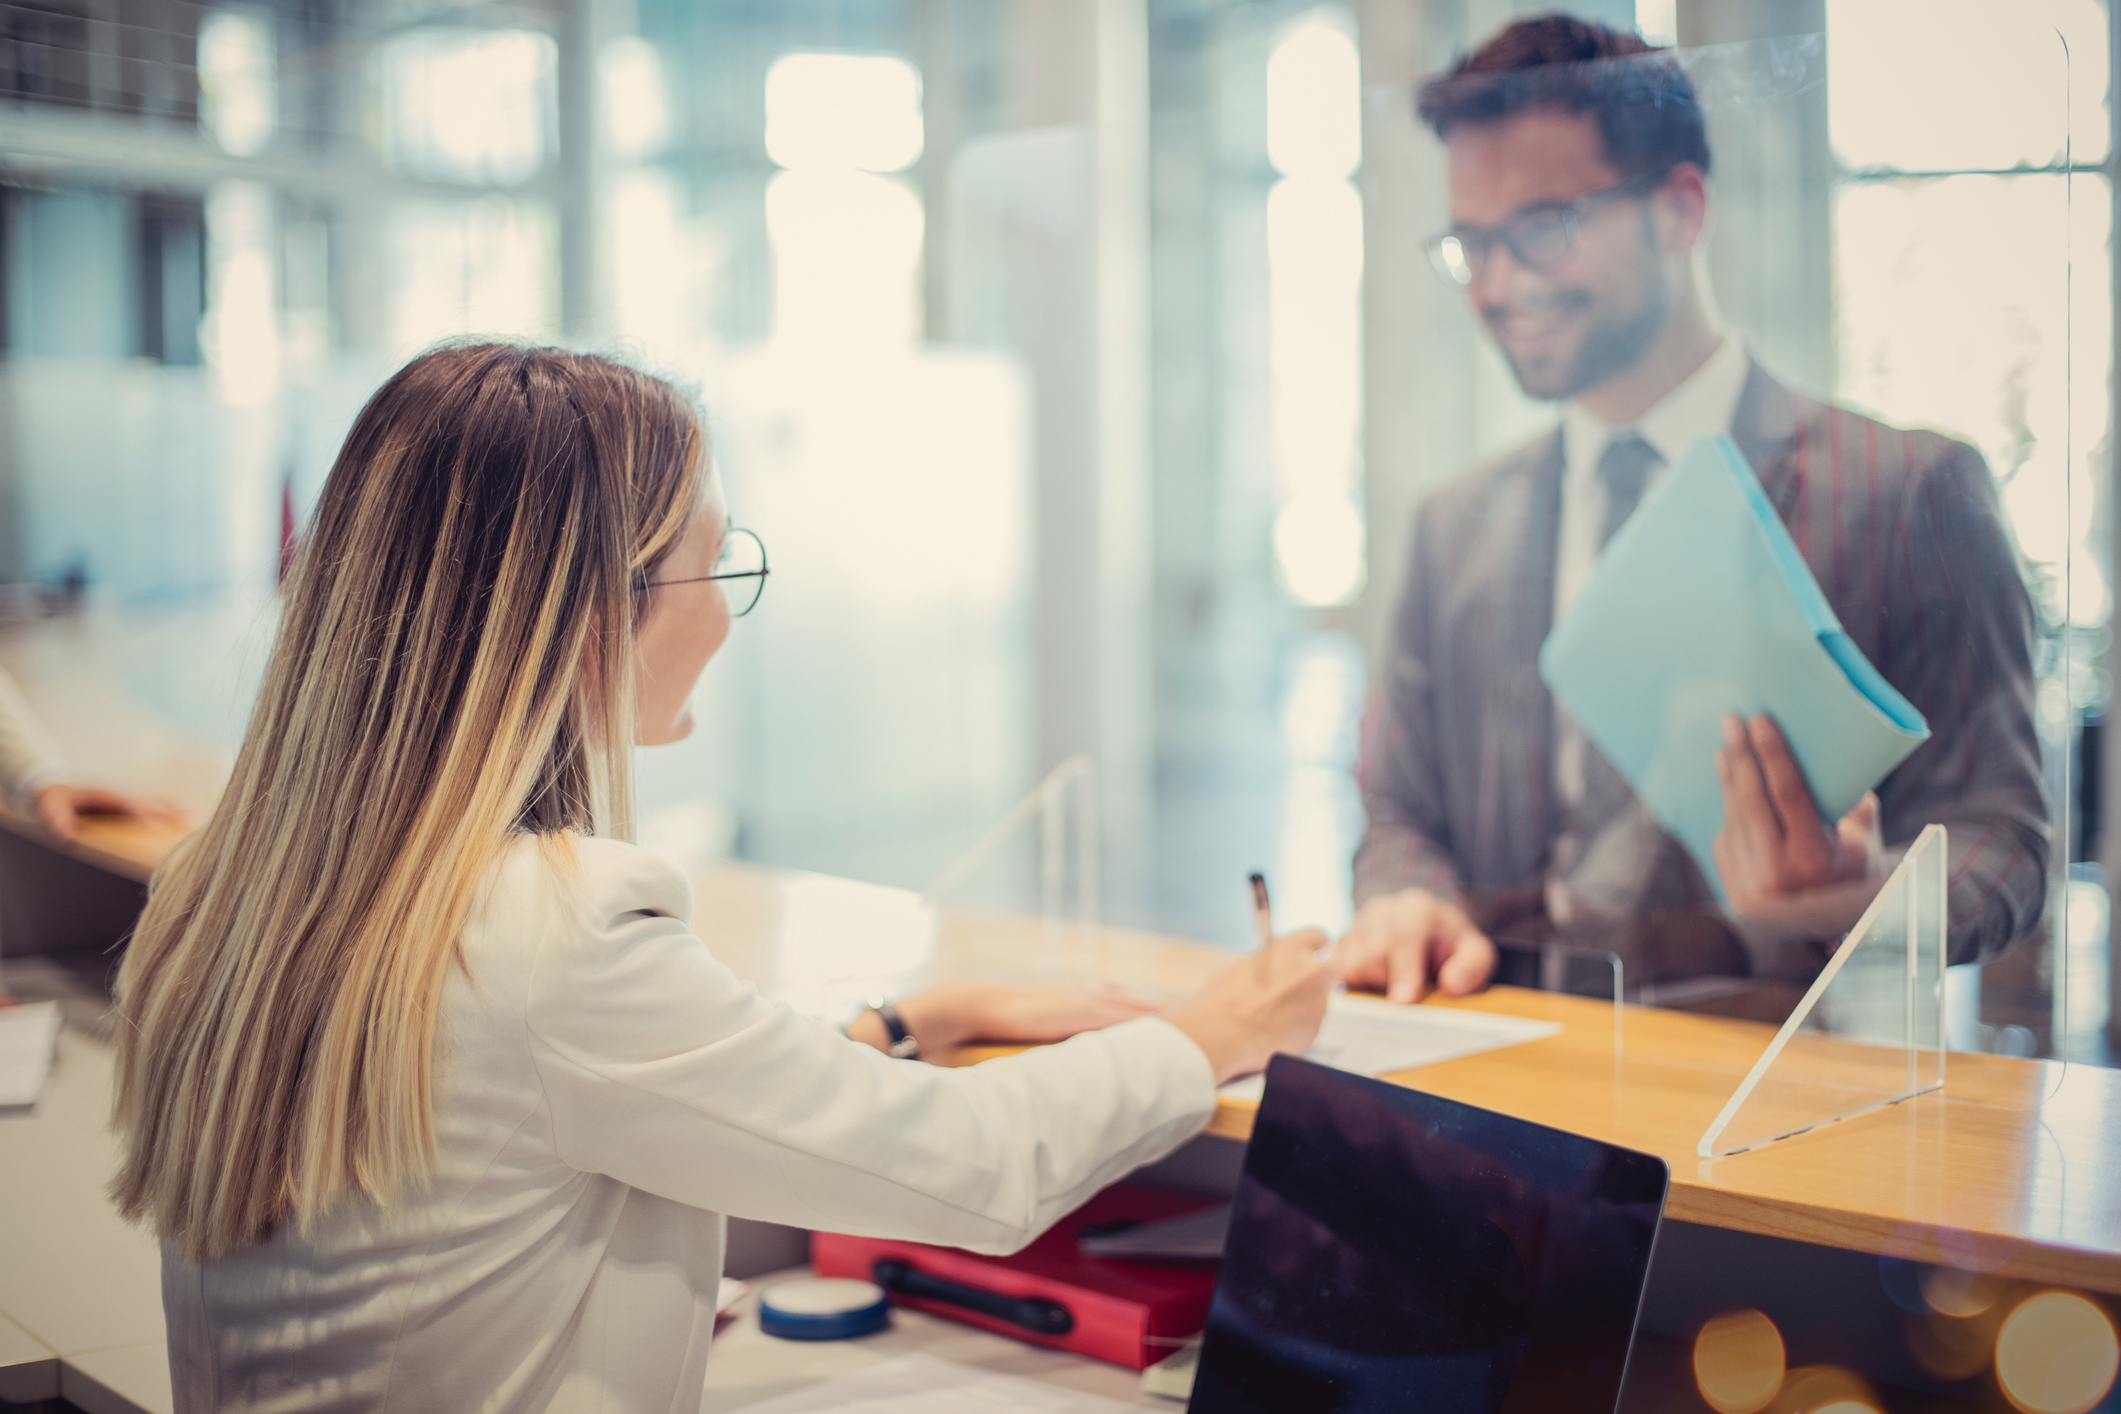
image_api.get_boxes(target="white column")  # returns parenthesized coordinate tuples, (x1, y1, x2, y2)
(557, 0, 611, 341)
(977, 0, 1157, 912)
(1092, 0, 1156, 907)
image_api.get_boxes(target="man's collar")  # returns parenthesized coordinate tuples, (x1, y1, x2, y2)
(1561, 337, 1752, 475)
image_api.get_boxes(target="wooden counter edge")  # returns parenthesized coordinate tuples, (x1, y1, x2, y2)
(1666, 1184, 2121, 1296)
(0, 808, 187, 885)
(1206, 1086, 2121, 1297)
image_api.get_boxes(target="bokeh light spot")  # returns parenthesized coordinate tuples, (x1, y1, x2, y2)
(1778, 1366, 1880, 1414)
(1921, 1264, 1997, 1318)
(1693, 1308, 1785, 1414)
(1908, 1308, 2003, 1383)
(1996, 1292, 2120, 1414)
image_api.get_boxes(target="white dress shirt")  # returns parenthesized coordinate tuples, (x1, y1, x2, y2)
(0, 667, 64, 813)
(161, 835, 1217, 1413)
(1552, 337, 1752, 807)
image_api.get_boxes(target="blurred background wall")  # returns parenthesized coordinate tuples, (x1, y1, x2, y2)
(0, 0, 2113, 1060)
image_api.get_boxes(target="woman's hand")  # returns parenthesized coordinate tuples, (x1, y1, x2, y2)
(1162, 930, 1334, 1086)
(850, 980, 1164, 1059)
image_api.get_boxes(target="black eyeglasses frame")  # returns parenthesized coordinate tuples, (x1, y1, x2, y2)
(633, 526, 770, 617)
(1425, 170, 1665, 287)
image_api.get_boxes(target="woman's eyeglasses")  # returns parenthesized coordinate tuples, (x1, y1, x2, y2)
(1424, 172, 1660, 288)
(635, 526, 769, 617)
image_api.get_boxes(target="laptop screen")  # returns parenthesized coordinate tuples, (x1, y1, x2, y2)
(1188, 1054, 1669, 1414)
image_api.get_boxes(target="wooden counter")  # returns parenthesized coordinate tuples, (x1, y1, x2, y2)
(0, 810, 189, 887)
(688, 860, 2121, 1298)
(21, 831, 2121, 1300)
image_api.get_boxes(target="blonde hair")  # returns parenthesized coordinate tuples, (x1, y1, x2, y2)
(111, 344, 706, 1263)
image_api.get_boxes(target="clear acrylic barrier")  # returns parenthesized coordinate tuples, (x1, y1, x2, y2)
(1698, 825, 1947, 1158)
(1492, 939, 1626, 1055)
(1403, 13, 2102, 1091)
(921, 753, 1103, 982)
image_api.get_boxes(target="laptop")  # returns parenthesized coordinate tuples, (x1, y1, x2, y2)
(1186, 1054, 1669, 1413)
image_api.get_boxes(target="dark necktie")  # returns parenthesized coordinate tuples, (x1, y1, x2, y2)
(1597, 433, 1661, 548)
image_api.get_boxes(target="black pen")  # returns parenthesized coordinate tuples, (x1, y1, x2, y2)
(1248, 871, 1274, 949)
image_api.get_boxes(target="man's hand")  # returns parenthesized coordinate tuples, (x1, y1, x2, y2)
(31, 783, 178, 843)
(1714, 713, 1884, 932)
(1329, 888, 1496, 1004)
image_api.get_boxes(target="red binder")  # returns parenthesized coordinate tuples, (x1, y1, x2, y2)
(810, 1182, 1221, 1370)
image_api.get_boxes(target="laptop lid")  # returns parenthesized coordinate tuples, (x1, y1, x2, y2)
(1188, 1054, 1669, 1414)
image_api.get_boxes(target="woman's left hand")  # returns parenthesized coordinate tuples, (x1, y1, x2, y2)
(33, 783, 185, 843)
(868, 981, 1163, 1058)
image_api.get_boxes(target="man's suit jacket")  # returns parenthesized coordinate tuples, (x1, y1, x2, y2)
(1354, 361, 2048, 970)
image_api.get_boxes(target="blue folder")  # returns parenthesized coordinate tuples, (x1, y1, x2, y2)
(1537, 434, 1929, 893)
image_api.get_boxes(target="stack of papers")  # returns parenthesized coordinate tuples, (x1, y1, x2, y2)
(726, 1352, 1139, 1414)
(1539, 434, 1929, 890)
(1218, 994, 1561, 1101)
(0, 1001, 63, 1108)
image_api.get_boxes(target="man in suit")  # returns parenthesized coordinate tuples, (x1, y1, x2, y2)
(1334, 15, 2047, 1001)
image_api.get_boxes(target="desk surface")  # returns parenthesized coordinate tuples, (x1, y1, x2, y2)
(0, 1026, 174, 1414)
(684, 860, 2121, 1298)
(23, 831, 2121, 1297)
(703, 1269, 1163, 1411)
(0, 810, 186, 884)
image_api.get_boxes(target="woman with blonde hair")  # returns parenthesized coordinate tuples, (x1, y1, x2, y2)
(110, 343, 1328, 1412)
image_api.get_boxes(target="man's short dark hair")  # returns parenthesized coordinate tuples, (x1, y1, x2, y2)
(1416, 13, 1712, 180)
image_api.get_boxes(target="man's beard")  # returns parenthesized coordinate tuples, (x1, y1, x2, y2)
(1493, 260, 1671, 403)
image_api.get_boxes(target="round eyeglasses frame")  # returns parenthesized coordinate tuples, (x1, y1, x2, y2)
(1425, 171, 1661, 288)
(634, 526, 769, 617)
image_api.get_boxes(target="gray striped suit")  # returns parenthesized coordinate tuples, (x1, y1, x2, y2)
(1355, 362, 2048, 974)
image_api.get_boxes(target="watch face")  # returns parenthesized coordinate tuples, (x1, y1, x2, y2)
(890, 1036, 921, 1059)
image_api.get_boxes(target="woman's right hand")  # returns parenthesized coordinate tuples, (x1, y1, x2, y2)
(1162, 930, 1334, 1085)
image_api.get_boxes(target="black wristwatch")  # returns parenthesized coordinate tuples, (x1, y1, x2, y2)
(861, 999, 920, 1060)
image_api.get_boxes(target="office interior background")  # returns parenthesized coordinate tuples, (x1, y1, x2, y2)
(0, 0, 2114, 1064)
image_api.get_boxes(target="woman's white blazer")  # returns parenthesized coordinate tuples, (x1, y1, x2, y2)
(161, 835, 1217, 1412)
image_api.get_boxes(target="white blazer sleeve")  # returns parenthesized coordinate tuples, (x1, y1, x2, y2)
(0, 668, 64, 812)
(521, 840, 1219, 1255)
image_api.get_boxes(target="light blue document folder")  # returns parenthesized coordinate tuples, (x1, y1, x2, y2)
(1537, 434, 1929, 892)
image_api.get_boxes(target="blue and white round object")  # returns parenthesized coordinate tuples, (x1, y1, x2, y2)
(757, 1277, 890, 1341)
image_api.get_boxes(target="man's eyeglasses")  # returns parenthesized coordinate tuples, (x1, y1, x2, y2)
(635, 526, 769, 617)
(1425, 172, 1661, 287)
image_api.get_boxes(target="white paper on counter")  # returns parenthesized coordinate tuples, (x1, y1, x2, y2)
(1217, 993, 1562, 1101)
(0, 1001, 63, 1108)
(725, 1352, 1139, 1414)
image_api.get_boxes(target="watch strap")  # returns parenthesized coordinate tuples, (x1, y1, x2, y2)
(870, 1001, 920, 1060)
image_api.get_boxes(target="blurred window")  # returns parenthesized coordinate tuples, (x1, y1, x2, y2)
(1635, 0, 1678, 47)
(198, 9, 277, 156)
(1265, 12, 1365, 608)
(763, 53, 925, 347)
(375, 28, 557, 185)
(1827, 0, 2113, 649)
(601, 36, 671, 162)
(763, 53, 923, 173)
(386, 198, 555, 353)
(1829, 0, 2109, 172)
